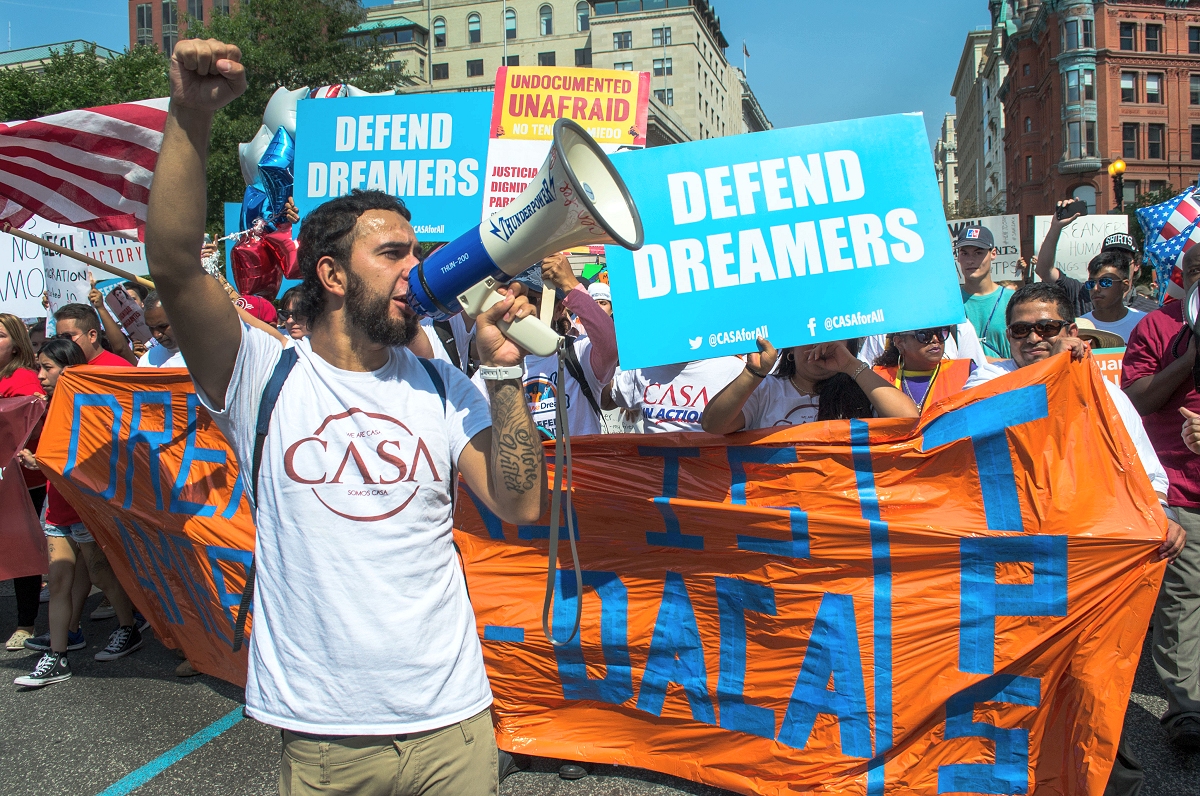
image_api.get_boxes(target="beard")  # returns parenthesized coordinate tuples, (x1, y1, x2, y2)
(343, 266, 418, 347)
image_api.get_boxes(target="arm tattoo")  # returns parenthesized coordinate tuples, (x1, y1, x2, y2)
(487, 380, 542, 495)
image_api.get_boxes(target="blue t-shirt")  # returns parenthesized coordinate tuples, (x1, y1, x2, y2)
(962, 287, 1012, 359)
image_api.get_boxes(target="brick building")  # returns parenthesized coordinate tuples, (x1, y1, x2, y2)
(1003, 0, 1200, 253)
(128, 1, 232, 54)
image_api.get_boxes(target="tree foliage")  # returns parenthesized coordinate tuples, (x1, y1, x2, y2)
(0, 43, 169, 122)
(185, 0, 409, 228)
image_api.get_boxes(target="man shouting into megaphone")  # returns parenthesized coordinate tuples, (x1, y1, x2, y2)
(145, 40, 547, 795)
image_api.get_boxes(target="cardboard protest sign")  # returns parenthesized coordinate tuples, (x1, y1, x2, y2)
(482, 66, 650, 216)
(294, 93, 492, 240)
(103, 284, 151, 344)
(1033, 215, 1129, 281)
(0, 221, 46, 318)
(39, 355, 1163, 795)
(606, 114, 965, 370)
(37, 218, 148, 277)
(42, 251, 90, 316)
(946, 214, 1021, 280)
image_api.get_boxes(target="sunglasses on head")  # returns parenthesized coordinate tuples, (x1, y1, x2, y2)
(1008, 319, 1067, 339)
(1083, 276, 1123, 290)
(899, 327, 950, 344)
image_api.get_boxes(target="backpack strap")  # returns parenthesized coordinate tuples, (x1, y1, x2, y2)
(232, 346, 299, 653)
(417, 357, 448, 411)
(431, 320, 462, 372)
(561, 341, 602, 421)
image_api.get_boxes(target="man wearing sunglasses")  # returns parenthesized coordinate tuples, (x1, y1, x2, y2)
(1122, 243, 1200, 754)
(1078, 252, 1146, 345)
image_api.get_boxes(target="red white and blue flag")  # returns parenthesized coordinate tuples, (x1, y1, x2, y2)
(0, 98, 169, 240)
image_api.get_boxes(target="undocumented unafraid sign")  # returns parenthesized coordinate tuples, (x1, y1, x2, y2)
(294, 93, 493, 239)
(38, 355, 1163, 795)
(606, 114, 965, 371)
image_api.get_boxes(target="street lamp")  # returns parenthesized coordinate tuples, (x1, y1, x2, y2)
(1109, 159, 1127, 212)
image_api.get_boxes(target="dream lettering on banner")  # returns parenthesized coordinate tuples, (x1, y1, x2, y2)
(36, 355, 1164, 795)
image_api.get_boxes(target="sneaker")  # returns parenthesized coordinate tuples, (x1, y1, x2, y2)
(1169, 716, 1200, 753)
(14, 652, 71, 688)
(133, 612, 150, 633)
(94, 625, 142, 661)
(5, 629, 33, 651)
(89, 598, 115, 620)
(38, 584, 49, 603)
(24, 629, 85, 652)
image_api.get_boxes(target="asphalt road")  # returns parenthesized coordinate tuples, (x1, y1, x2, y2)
(0, 585, 1196, 796)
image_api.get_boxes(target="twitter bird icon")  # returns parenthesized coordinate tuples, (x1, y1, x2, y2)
(688, 336, 703, 350)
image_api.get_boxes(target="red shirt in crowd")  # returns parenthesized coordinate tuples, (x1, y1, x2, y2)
(89, 349, 134, 367)
(0, 367, 46, 489)
(1121, 301, 1200, 508)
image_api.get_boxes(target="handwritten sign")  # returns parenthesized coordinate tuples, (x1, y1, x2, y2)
(1033, 215, 1129, 281)
(947, 214, 1022, 280)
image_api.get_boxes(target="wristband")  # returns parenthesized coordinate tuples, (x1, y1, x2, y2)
(478, 365, 524, 381)
(1160, 500, 1180, 524)
(848, 362, 869, 381)
(745, 365, 768, 379)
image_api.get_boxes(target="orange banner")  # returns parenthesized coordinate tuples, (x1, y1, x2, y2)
(36, 355, 1165, 795)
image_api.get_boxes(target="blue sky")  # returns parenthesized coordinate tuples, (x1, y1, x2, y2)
(0, 0, 992, 146)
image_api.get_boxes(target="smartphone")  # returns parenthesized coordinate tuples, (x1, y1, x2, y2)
(1057, 198, 1088, 220)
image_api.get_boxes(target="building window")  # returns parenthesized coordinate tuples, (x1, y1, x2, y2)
(986, 134, 991, 153)
(1123, 123, 1138, 159)
(614, 31, 632, 50)
(1120, 22, 1136, 51)
(1150, 180, 1168, 193)
(654, 88, 674, 106)
(1082, 69, 1094, 101)
(135, 3, 152, 47)
(468, 13, 481, 44)
(1121, 72, 1136, 103)
(506, 55, 519, 66)
(1085, 121, 1097, 157)
(1123, 181, 1138, 206)
(538, 51, 556, 66)
(1064, 20, 1080, 50)
(1083, 18, 1093, 47)
(432, 62, 449, 80)
(653, 58, 672, 76)
(539, 5, 553, 36)
(1026, 156, 1033, 181)
(213, 0, 229, 13)
(652, 27, 672, 47)
(467, 59, 484, 77)
(1066, 70, 1080, 103)
(1024, 116, 1032, 133)
(433, 17, 446, 47)
(1023, 63, 1030, 76)
(1149, 124, 1165, 159)
(1192, 27, 1200, 54)
(1192, 125, 1200, 159)
(577, 2, 590, 32)
(575, 48, 591, 66)
(614, 61, 634, 71)
(1146, 24, 1162, 53)
(1147, 73, 1162, 104)
(1193, 75, 1200, 105)
(186, 0, 202, 20)
(162, 1, 178, 53)
(505, 9, 516, 39)
(1067, 121, 1082, 159)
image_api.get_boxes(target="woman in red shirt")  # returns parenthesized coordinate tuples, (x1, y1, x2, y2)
(1, 313, 47, 652)
(14, 339, 145, 688)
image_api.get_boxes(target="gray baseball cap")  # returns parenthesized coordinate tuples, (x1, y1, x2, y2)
(954, 225, 995, 250)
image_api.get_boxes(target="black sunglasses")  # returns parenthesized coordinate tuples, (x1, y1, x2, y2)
(1083, 276, 1123, 290)
(899, 327, 951, 344)
(1008, 319, 1067, 339)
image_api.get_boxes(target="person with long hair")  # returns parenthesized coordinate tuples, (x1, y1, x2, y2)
(0, 314, 47, 651)
(872, 327, 975, 415)
(702, 337, 918, 433)
(14, 339, 146, 688)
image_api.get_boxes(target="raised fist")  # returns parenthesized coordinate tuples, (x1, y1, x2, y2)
(169, 39, 247, 112)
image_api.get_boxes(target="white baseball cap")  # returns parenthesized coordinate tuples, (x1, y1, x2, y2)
(588, 281, 611, 302)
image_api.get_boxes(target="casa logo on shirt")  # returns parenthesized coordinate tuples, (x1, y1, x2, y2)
(641, 382, 710, 425)
(282, 408, 441, 522)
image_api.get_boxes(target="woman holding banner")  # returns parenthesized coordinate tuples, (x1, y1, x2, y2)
(871, 327, 975, 415)
(701, 337, 918, 433)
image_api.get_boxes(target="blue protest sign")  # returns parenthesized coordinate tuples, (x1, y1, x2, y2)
(294, 93, 493, 240)
(605, 113, 964, 371)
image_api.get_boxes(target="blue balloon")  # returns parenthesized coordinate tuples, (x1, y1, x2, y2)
(258, 127, 295, 224)
(241, 183, 273, 231)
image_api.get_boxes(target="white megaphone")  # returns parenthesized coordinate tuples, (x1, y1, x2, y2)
(1187, 280, 1200, 333)
(407, 118, 643, 356)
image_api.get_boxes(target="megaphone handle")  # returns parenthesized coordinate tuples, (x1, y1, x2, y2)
(457, 279, 563, 358)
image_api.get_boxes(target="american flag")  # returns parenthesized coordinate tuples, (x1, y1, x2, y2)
(1137, 189, 1193, 245)
(0, 98, 169, 240)
(1146, 220, 1195, 302)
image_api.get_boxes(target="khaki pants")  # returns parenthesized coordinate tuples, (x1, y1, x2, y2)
(1153, 505, 1200, 730)
(279, 709, 497, 796)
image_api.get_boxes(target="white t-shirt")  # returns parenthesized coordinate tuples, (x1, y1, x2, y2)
(1080, 309, 1147, 345)
(612, 357, 744, 433)
(859, 322, 988, 368)
(198, 324, 494, 735)
(964, 359, 1168, 494)
(473, 335, 602, 438)
(137, 343, 185, 368)
(742, 376, 821, 430)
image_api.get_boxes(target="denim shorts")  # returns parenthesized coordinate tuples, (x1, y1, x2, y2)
(43, 521, 94, 544)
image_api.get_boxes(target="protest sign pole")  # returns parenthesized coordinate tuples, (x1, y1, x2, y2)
(2, 223, 154, 289)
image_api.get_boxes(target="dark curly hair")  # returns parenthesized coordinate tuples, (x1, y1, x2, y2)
(773, 338, 871, 421)
(295, 190, 412, 325)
